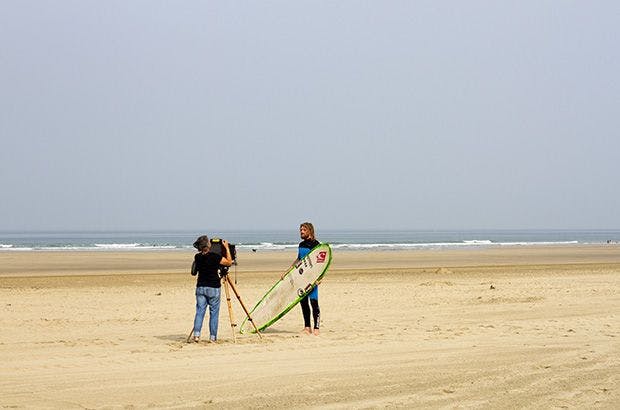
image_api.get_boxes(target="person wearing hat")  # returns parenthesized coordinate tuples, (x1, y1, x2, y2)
(190, 235, 233, 343)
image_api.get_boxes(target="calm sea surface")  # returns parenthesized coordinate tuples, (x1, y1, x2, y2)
(1, 229, 619, 252)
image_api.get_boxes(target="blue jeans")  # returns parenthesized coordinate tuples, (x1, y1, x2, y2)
(193, 286, 221, 341)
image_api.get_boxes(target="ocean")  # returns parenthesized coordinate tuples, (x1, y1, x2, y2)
(0, 229, 618, 252)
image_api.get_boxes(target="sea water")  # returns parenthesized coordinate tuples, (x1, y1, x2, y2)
(0, 229, 618, 252)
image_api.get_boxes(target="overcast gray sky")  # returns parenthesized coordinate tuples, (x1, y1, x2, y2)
(1, 1, 619, 231)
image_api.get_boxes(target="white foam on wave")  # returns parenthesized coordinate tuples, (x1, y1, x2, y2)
(1, 244, 181, 251)
(332, 242, 463, 250)
(237, 242, 297, 251)
(95, 243, 141, 249)
(94, 243, 178, 250)
(0, 245, 33, 251)
(498, 241, 579, 246)
(331, 240, 580, 250)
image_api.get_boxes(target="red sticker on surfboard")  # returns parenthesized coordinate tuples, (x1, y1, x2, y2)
(316, 251, 327, 263)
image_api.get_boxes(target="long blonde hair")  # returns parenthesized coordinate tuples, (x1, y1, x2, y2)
(300, 222, 316, 240)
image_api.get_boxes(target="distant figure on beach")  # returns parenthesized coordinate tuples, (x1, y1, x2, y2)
(190, 235, 233, 343)
(295, 222, 321, 336)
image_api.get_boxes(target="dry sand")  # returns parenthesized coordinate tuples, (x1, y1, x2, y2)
(1, 246, 619, 409)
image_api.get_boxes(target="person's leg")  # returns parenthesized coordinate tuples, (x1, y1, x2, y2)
(206, 287, 221, 342)
(309, 286, 320, 335)
(300, 294, 311, 333)
(193, 287, 208, 340)
(310, 298, 320, 335)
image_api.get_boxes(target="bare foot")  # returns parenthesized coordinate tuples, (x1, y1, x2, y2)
(313, 328, 320, 336)
(302, 327, 312, 335)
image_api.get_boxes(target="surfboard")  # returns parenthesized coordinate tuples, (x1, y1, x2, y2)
(239, 243, 332, 333)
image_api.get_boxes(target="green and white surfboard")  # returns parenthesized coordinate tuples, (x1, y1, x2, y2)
(240, 243, 332, 333)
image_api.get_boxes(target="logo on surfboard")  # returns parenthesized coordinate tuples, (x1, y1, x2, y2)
(316, 251, 327, 263)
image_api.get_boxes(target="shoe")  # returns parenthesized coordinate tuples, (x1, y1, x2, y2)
(193, 336, 200, 343)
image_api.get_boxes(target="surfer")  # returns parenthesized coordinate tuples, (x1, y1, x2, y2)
(191, 235, 233, 343)
(296, 222, 321, 335)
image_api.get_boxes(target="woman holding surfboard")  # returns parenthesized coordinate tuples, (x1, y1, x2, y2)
(297, 222, 321, 335)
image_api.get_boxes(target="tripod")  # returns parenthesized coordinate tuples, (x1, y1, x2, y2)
(187, 267, 262, 343)
(221, 273, 262, 342)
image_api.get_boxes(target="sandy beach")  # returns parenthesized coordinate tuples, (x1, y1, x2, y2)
(1, 245, 619, 409)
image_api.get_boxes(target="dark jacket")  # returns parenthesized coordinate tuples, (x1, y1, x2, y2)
(193, 252, 222, 288)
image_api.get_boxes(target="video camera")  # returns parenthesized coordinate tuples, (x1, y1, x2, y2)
(208, 238, 237, 277)
(207, 238, 237, 262)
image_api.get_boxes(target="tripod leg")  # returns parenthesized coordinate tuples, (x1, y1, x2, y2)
(222, 277, 237, 343)
(186, 328, 194, 343)
(225, 276, 263, 339)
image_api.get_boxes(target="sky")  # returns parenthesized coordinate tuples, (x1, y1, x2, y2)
(1, 1, 619, 231)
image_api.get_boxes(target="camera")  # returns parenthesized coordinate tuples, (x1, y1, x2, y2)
(208, 238, 236, 261)
(192, 236, 236, 260)
(208, 238, 237, 277)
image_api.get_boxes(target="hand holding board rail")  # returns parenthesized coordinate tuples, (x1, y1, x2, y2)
(240, 243, 332, 333)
